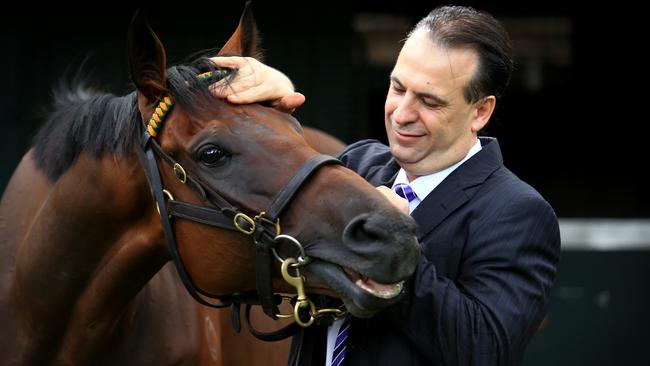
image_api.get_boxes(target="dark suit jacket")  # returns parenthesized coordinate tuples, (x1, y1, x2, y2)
(288, 137, 560, 366)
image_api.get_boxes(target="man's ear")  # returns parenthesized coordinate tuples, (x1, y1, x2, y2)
(128, 11, 168, 105)
(471, 96, 496, 133)
(217, 1, 263, 60)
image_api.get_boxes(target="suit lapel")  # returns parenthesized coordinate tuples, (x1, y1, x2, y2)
(396, 137, 504, 240)
(411, 175, 469, 240)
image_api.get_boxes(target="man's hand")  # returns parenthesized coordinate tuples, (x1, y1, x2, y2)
(375, 186, 409, 214)
(209, 56, 305, 113)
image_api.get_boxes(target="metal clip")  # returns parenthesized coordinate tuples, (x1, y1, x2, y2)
(281, 257, 316, 327)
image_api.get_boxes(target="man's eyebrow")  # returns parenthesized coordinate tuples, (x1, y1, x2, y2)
(390, 76, 449, 107)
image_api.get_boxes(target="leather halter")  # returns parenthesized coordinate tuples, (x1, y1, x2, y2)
(138, 69, 342, 340)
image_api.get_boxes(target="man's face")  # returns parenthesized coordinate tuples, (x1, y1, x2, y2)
(384, 29, 484, 178)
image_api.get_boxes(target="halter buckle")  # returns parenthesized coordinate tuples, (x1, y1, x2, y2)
(233, 213, 256, 235)
(254, 212, 281, 235)
(173, 163, 187, 183)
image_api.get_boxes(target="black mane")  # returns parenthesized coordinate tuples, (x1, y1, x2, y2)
(32, 58, 230, 181)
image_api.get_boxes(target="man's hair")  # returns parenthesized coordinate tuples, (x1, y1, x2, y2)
(411, 5, 514, 103)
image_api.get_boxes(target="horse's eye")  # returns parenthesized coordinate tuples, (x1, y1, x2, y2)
(198, 145, 227, 166)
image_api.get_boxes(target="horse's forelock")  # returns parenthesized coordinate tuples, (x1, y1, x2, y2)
(166, 58, 236, 117)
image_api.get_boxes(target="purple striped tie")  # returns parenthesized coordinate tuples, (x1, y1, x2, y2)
(393, 183, 418, 202)
(331, 317, 352, 366)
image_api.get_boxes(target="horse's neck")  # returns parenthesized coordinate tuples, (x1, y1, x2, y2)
(9, 150, 171, 363)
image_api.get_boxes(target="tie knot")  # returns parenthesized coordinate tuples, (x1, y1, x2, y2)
(393, 183, 418, 202)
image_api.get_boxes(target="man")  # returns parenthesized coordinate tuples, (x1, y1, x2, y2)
(212, 5, 560, 365)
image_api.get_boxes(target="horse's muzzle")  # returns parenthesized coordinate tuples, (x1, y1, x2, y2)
(341, 209, 420, 284)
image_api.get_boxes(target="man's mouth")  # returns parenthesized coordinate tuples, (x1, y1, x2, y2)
(394, 130, 425, 140)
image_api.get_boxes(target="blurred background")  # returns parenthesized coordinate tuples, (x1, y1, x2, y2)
(1, 1, 648, 364)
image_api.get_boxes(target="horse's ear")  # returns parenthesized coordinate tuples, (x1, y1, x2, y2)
(128, 11, 168, 101)
(217, 1, 263, 59)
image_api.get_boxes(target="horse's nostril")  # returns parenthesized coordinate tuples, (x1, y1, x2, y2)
(343, 210, 417, 252)
(343, 213, 382, 243)
(341, 209, 419, 283)
(344, 210, 417, 244)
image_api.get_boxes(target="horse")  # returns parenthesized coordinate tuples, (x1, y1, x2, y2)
(0, 5, 420, 366)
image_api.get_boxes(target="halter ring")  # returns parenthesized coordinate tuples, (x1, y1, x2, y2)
(273, 234, 310, 267)
(156, 189, 175, 217)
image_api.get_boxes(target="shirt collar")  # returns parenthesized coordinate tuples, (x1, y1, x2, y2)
(392, 138, 482, 203)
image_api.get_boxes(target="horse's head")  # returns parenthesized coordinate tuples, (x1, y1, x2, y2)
(128, 6, 420, 319)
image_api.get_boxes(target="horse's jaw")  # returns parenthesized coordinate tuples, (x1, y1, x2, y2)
(302, 260, 406, 318)
(341, 267, 404, 300)
(292, 209, 420, 318)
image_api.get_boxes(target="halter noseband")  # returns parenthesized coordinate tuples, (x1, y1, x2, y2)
(138, 68, 345, 340)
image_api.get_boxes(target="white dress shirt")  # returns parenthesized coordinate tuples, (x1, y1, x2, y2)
(391, 139, 482, 213)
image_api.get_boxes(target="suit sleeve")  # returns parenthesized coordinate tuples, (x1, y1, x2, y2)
(386, 193, 561, 365)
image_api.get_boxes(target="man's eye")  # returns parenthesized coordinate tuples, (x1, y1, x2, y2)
(391, 85, 406, 93)
(198, 145, 227, 166)
(422, 99, 440, 108)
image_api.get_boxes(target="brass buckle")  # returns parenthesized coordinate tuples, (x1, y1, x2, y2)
(173, 163, 187, 183)
(254, 212, 281, 235)
(233, 213, 256, 235)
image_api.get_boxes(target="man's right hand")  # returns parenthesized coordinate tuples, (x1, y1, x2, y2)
(209, 56, 305, 113)
(375, 186, 409, 214)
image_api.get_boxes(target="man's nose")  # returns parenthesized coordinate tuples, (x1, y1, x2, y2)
(392, 94, 418, 124)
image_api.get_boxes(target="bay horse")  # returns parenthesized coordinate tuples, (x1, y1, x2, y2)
(0, 5, 420, 366)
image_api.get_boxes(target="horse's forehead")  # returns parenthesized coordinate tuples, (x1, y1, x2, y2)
(195, 104, 301, 137)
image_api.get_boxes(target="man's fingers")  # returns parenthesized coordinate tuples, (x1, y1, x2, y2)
(209, 73, 258, 98)
(210, 56, 257, 79)
(226, 86, 273, 104)
(275, 93, 306, 113)
(375, 186, 409, 214)
(207, 56, 299, 111)
(209, 56, 245, 69)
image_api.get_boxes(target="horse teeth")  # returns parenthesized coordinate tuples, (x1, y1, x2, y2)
(354, 279, 404, 299)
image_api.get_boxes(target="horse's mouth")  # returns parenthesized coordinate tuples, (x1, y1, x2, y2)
(343, 267, 404, 299)
(302, 260, 406, 318)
